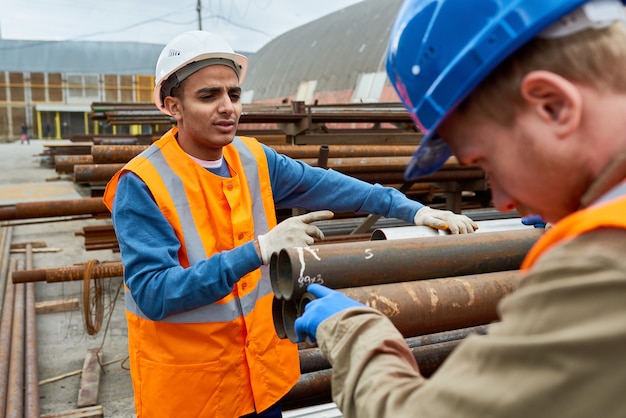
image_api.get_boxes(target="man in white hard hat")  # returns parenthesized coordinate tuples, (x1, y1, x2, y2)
(294, 1, 626, 417)
(103, 30, 477, 417)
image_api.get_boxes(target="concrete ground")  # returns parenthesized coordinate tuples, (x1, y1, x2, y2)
(0, 139, 135, 417)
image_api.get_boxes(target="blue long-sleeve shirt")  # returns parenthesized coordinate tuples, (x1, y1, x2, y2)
(111, 143, 424, 320)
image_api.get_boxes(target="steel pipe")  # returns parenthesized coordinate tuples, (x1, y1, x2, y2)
(74, 163, 124, 183)
(340, 270, 519, 337)
(54, 154, 93, 174)
(12, 261, 123, 284)
(0, 258, 16, 417)
(6, 260, 24, 418)
(69, 158, 482, 185)
(0, 198, 109, 221)
(283, 337, 465, 411)
(271, 228, 541, 301)
(298, 324, 487, 374)
(277, 270, 519, 340)
(24, 244, 40, 417)
(90, 144, 419, 164)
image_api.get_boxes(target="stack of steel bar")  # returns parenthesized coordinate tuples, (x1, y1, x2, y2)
(0, 230, 40, 417)
(10, 227, 542, 410)
(269, 228, 543, 408)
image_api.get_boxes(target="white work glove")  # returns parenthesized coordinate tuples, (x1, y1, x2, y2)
(257, 210, 334, 265)
(413, 206, 478, 234)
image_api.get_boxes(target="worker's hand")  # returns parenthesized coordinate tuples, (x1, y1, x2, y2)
(294, 284, 365, 344)
(521, 214, 550, 229)
(413, 206, 478, 234)
(257, 210, 334, 265)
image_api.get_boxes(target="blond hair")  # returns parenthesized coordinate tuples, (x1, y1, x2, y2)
(457, 22, 626, 126)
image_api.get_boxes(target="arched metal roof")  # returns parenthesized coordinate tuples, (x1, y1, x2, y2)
(242, 0, 403, 101)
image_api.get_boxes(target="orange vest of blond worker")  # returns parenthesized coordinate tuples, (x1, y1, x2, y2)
(103, 129, 299, 417)
(522, 180, 626, 269)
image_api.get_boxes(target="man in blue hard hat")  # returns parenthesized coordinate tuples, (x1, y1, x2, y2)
(294, 1, 626, 417)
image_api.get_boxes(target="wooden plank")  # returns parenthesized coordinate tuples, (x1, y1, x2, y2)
(76, 349, 102, 408)
(40, 405, 104, 418)
(35, 298, 79, 314)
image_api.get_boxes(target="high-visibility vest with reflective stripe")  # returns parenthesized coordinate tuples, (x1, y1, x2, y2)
(103, 128, 300, 417)
(522, 180, 626, 270)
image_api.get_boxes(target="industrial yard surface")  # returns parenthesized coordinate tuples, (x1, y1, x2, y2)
(0, 139, 344, 418)
(1, 139, 135, 417)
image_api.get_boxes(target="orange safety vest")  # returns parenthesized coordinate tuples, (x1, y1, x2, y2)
(521, 180, 626, 270)
(103, 128, 300, 417)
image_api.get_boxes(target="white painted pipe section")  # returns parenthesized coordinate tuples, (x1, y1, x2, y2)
(371, 218, 532, 240)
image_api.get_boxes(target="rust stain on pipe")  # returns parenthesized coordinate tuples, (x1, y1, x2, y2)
(340, 270, 520, 337)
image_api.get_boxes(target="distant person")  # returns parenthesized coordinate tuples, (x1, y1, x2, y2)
(20, 122, 29, 145)
(44, 123, 52, 139)
(102, 30, 477, 417)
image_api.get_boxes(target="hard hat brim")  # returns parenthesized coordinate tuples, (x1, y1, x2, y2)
(404, 132, 452, 181)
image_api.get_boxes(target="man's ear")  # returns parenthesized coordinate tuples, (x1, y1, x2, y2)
(520, 70, 582, 138)
(163, 96, 182, 119)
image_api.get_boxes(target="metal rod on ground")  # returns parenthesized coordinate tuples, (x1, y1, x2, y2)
(271, 228, 541, 301)
(0, 258, 16, 417)
(24, 243, 40, 417)
(6, 260, 24, 418)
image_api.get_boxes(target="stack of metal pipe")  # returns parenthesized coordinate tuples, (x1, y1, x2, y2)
(274, 227, 543, 409)
(0, 231, 40, 418)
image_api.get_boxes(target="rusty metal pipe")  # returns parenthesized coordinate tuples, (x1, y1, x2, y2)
(24, 244, 40, 418)
(54, 154, 93, 174)
(73, 163, 124, 183)
(72, 158, 480, 184)
(298, 324, 487, 374)
(279, 270, 518, 340)
(0, 198, 109, 221)
(340, 271, 519, 337)
(6, 260, 24, 418)
(91, 145, 148, 163)
(90, 144, 419, 164)
(317, 145, 329, 169)
(272, 228, 541, 301)
(0, 258, 16, 417)
(283, 337, 464, 411)
(12, 261, 124, 284)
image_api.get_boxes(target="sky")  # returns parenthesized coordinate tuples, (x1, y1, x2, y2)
(0, 0, 366, 53)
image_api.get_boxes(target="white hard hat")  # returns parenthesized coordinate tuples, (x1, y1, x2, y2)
(153, 30, 248, 114)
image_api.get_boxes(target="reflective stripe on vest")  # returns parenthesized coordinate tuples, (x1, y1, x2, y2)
(124, 136, 272, 323)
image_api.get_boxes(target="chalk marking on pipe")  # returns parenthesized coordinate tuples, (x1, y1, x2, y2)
(295, 247, 324, 290)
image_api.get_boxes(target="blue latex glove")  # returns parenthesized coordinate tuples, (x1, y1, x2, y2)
(294, 284, 365, 344)
(521, 214, 547, 229)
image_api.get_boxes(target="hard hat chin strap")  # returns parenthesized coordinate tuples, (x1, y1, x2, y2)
(539, 0, 626, 38)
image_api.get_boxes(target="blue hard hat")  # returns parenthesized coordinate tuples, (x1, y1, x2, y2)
(386, 0, 599, 180)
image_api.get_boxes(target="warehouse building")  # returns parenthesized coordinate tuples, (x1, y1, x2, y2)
(0, 0, 402, 142)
